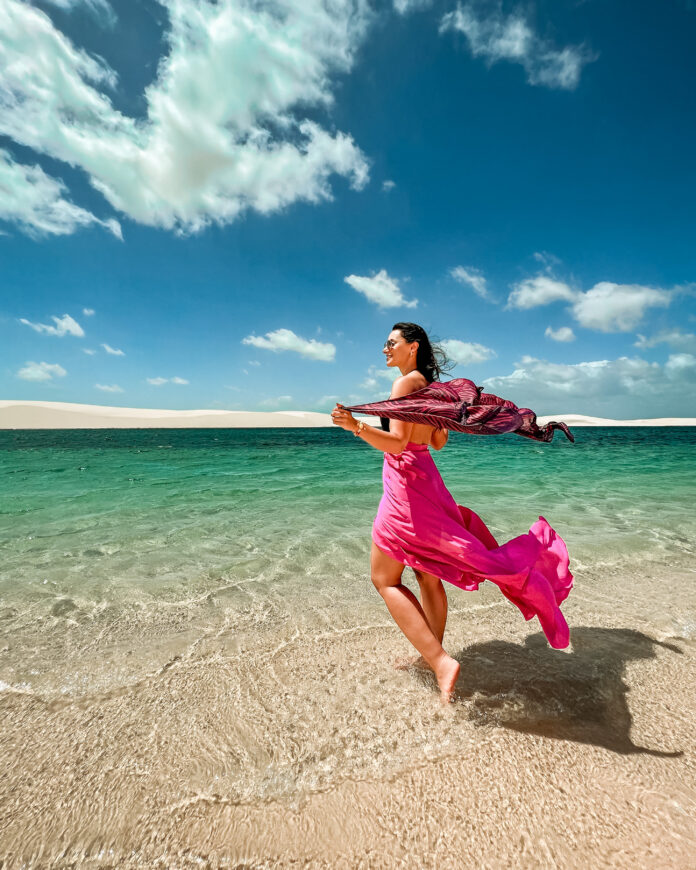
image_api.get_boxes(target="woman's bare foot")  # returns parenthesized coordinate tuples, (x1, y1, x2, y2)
(434, 655, 460, 704)
(393, 654, 431, 671)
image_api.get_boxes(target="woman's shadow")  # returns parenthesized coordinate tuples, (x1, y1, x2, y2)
(449, 626, 683, 757)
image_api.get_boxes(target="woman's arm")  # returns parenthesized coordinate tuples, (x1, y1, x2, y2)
(430, 427, 449, 450)
(331, 374, 417, 453)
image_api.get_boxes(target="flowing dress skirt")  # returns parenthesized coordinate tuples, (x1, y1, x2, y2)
(372, 443, 573, 649)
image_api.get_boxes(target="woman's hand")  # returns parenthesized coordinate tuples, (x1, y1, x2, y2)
(331, 403, 357, 432)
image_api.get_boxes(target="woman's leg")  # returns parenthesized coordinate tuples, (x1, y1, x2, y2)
(371, 541, 459, 702)
(414, 570, 448, 644)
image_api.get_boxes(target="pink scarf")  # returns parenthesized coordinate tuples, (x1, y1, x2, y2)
(344, 378, 573, 443)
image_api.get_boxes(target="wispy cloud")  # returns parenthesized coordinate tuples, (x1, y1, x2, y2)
(242, 328, 335, 361)
(0, 149, 122, 239)
(382, 179, 396, 191)
(344, 269, 418, 309)
(82, 308, 95, 316)
(544, 325, 575, 342)
(394, 0, 433, 14)
(634, 328, 696, 353)
(360, 364, 400, 390)
(43, 0, 117, 28)
(441, 338, 496, 364)
(483, 353, 696, 417)
(0, 0, 370, 236)
(440, 1, 597, 90)
(17, 361, 67, 381)
(101, 343, 124, 355)
(259, 395, 293, 407)
(19, 313, 84, 337)
(146, 376, 189, 385)
(95, 383, 123, 392)
(450, 265, 493, 301)
(533, 251, 563, 270)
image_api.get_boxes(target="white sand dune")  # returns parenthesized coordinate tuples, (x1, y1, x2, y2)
(0, 400, 332, 429)
(536, 412, 696, 427)
(1, 400, 695, 429)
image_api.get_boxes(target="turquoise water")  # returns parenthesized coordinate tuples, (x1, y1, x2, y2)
(1, 427, 695, 812)
(2, 426, 694, 599)
(2, 426, 695, 629)
(2, 425, 694, 655)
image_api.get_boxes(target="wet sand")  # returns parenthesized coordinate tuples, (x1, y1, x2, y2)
(2, 568, 694, 869)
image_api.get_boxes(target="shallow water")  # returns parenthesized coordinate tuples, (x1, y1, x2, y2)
(1, 427, 695, 866)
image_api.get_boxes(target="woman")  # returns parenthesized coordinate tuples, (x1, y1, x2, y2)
(331, 322, 572, 704)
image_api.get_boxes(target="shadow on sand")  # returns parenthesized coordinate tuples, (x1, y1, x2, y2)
(450, 626, 684, 757)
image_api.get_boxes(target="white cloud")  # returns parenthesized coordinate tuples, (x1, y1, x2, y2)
(382, 179, 396, 191)
(360, 364, 401, 390)
(101, 343, 124, 355)
(507, 275, 578, 310)
(533, 251, 562, 270)
(439, 1, 597, 90)
(247, 360, 261, 367)
(482, 353, 696, 417)
(83, 308, 95, 316)
(0, 0, 370, 236)
(394, 0, 433, 14)
(83, 348, 96, 355)
(242, 328, 335, 361)
(17, 361, 67, 381)
(544, 325, 575, 342)
(664, 353, 696, 373)
(0, 148, 122, 238)
(450, 265, 492, 301)
(146, 376, 190, 386)
(47, 0, 118, 29)
(440, 338, 497, 364)
(344, 269, 418, 309)
(635, 329, 696, 353)
(259, 395, 293, 407)
(19, 313, 85, 337)
(571, 282, 672, 333)
(508, 270, 674, 334)
(95, 383, 123, 392)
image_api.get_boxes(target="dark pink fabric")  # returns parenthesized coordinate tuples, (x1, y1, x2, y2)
(372, 443, 573, 649)
(345, 378, 574, 443)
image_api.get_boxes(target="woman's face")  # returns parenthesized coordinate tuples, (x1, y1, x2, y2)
(383, 330, 417, 368)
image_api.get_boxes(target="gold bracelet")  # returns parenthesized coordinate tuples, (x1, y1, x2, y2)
(353, 420, 365, 437)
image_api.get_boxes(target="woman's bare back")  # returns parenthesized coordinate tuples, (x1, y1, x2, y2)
(392, 372, 445, 446)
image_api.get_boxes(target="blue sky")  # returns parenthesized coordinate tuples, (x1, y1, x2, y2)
(1, 0, 695, 417)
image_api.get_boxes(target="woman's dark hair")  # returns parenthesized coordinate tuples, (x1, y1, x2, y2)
(380, 322, 454, 431)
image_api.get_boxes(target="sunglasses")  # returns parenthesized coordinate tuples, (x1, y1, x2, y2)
(383, 339, 399, 349)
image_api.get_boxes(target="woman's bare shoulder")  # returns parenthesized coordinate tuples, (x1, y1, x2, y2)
(391, 372, 427, 398)
(394, 371, 428, 390)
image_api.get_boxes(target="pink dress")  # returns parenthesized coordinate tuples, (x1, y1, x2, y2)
(372, 442, 573, 649)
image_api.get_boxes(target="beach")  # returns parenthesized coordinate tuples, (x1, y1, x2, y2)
(1, 425, 695, 867)
(1, 399, 696, 429)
